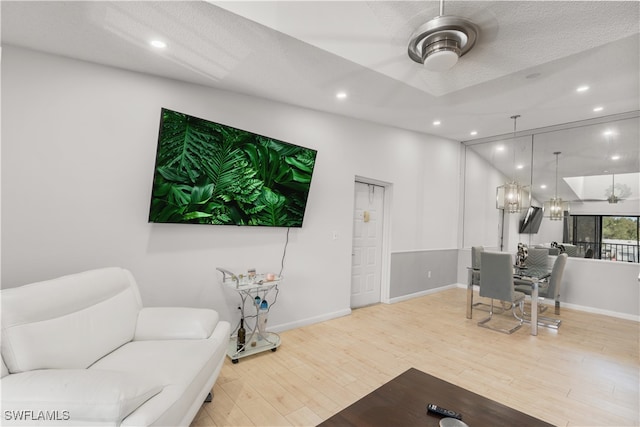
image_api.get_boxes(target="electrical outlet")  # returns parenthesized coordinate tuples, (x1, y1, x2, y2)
(428, 271, 432, 278)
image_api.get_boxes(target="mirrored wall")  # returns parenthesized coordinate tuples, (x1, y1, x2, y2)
(462, 112, 640, 261)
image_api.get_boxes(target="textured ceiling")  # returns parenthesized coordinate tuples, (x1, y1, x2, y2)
(2, 1, 638, 140)
(214, 1, 640, 97)
(1, 1, 639, 204)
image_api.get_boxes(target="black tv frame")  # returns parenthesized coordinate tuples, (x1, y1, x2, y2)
(148, 108, 317, 228)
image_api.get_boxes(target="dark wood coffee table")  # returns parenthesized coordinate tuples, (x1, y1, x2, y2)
(318, 368, 554, 427)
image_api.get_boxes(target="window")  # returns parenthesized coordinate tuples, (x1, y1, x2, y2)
(567, 215, 639, 262)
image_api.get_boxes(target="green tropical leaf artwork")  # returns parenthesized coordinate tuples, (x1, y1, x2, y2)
(148, 108, 317, 227)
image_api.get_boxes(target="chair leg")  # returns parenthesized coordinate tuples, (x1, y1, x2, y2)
(472, 301, 505, 313)
(513, 300, 524, 322)
(539, 316, 562, 328)
(521, 298, 554, 316)
(477, 299, 495, 327)
(472, 301, 490, 310)
(472, 291, 506, 313)
(478, 299, 523, 334)
(522, 315, 562, 329)
(519, 300, 562, 329)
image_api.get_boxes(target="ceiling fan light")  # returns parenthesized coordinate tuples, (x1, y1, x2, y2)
(423, 49, 459, 71)
(407, 15, 479, 72)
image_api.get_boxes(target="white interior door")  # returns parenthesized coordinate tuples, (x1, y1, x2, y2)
(351, 181, 385, 308)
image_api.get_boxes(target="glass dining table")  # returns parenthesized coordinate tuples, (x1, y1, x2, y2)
(466, 265, 550, 336)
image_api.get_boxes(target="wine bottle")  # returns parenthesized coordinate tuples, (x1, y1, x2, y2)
(237, 318, 246, 352)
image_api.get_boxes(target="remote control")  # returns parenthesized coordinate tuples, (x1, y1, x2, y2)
(427, 403, 462, 420)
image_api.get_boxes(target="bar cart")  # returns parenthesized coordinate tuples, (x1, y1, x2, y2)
(217, 268, 281, 363)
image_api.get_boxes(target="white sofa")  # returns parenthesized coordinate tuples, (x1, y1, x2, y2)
(1, 267, 230, 426)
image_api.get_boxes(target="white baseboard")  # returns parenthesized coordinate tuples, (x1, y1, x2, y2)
(269, 308, 352, 333)
(388, 284, 458, 304)
(558, 302, 640, 322)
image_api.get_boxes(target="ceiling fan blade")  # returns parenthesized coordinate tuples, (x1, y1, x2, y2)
(449, 3, 500, 46)
(570, 198, 627, 203)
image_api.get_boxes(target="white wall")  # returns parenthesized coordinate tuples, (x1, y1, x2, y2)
(523, 215, 564, 247)
(1, 46, 461, 330)
(561, 257, 639, 319)
(461, 147, 503, 248)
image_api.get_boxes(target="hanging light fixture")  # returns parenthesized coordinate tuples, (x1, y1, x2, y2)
(496, 115, 530, 213)
(543, 152, 570, 220)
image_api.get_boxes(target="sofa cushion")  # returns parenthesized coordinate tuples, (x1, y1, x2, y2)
(1, 369, 162, 424)
(90, 340, 221, 391)
(90, 330, 229, 426)
(134, 307, 219, 340)
(1, 268, 142, 373)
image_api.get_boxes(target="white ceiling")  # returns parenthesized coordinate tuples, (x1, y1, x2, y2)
(2, 1, 638, 141)
(1, 1, 639, 204)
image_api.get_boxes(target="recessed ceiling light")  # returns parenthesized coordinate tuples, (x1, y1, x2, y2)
(150, 40, 167, 49)
(603, 130, 615, 136)
(496, 145, 505, 152)
(593, 106, 603, 112)
(576, 85, 589, 92)
(433, 120, 441, 126)
(540, 184, 547, 189)
(336, 91, 347, 100)
(611, 155, 621, 160)
(470, 130, 478, 136)
(516, 164, 524, 169)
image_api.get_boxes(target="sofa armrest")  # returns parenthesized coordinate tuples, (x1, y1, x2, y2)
(134, 307, 219, 341)
(2, 354, 9, 378)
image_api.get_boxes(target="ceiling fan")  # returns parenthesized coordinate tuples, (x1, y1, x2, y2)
(407, 0, 480, 71)
(577, 174, 631, 204)
(604, 174, 631, 204)
(238, 0, 501, 103)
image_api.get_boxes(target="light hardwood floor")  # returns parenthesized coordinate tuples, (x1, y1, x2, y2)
(192, 288, 639, 427)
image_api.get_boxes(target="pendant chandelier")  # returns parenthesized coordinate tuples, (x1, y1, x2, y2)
(496, 115, 530, 213)
(543, 152, 570, 220)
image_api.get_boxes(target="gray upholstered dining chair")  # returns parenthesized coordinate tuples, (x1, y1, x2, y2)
(477, 251, 525, 334)
(562, 244, 578, 257)
(524, 248, 549, 274)
(515, 253, 568, 322)
(470, 246, 494, 312)
(514, 247, 550, 311)
(470, 245, 497, 313)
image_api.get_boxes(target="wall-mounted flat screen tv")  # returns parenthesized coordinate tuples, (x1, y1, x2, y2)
(519, 206, 543, 234)
(149, 108, 317, 227)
